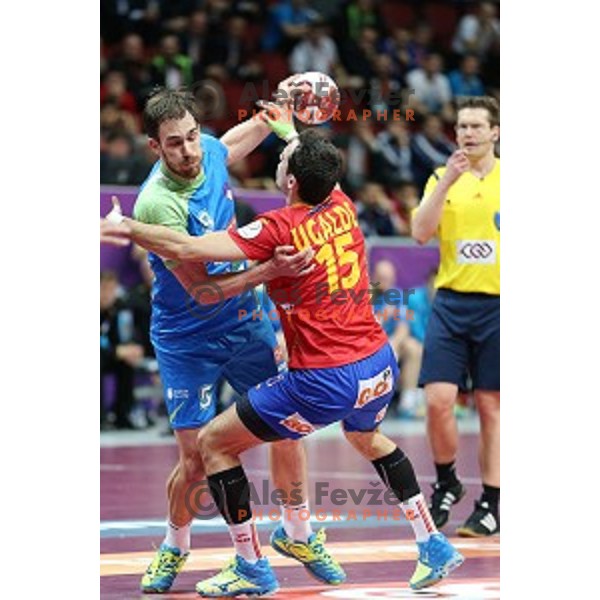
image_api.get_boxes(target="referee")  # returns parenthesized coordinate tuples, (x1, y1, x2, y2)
(411, 96, 500, 537)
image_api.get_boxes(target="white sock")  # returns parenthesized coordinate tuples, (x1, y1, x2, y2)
(229, 520, 263, 563)
(281, 502, 313, 543)
(401, 493, 439, 543)
(164, 520, 191, 553)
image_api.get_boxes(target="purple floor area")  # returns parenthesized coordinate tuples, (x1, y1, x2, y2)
(101, 430, 499, 599)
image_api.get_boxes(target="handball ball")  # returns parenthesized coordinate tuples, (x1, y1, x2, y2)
(292, 72, 340, 125)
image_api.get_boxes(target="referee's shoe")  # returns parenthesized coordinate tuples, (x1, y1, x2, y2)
(429, 481, 466, 528)
(457, 500, 500, 537)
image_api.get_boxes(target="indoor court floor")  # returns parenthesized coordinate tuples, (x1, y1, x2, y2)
(101, 419, 499, 599)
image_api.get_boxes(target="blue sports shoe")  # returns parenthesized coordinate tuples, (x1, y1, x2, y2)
(140, 543, 189, 593)
(270, 526, 346, 585)
(409, 533, 464, 590)
(195, 555, 279, 597)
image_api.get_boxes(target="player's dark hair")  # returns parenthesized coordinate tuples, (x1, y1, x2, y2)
(456, 96, 500, 127)
(288, 130, 342, 205)
(143, 88, 202, 140)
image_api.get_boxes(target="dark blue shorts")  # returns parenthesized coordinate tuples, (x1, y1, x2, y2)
(237, 343, 399, 441)
(155, 318, 284, 430)
(419, 289, 499, 391)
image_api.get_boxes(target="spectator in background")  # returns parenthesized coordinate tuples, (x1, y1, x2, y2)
(340, 26, 379, 84)
(101, 131, 151, 185)
(452, 2, 500, 61)
(411, 114, 455, 191)
(151, 34, 194, 89)
(406, 22, 436, 70)
(380, 28, 414, 79)
(371, 259, 424, 418)
(449, 54, 485, 98)
(101, 70, 139, 115)
(406, 53, 454, 122)
(289, 20, 340, 77)
(180, 9, 210, 80)
(355, 182, 404, 237)
(390, 180, 420, 235)
(262, 0, 320, 52)
(101, 270, 146, 430)
(372, 119, 414, 187)
(100, 101, 140, 137)
(205, 15, 264, 82)
(343, 0, 384, 43)
(368, 54, 402, 114)
(334, 119, 377, 193)
(109, 33, 153, 107)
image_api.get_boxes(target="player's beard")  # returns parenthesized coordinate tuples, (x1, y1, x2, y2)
(166, 154, 202, 179)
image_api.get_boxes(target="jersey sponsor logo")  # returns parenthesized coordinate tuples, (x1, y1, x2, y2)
(355, 366, 394, 408)
(237, 220, 264, 239)
(456, 240, 497, 264)
(280, 412, 315, 436)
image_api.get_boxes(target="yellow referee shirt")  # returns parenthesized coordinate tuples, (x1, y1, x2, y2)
(421, 159, 500, 295)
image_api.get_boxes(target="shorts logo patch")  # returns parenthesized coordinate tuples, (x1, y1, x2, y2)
(355, 366, 394, 408)
(456, 240, 497, 264)
(237, 220, 264, 239)
(198, 384, 213, 409)
(375, 405, 388, 423)
(280, 412, 315, 436)
(168, 388, 189, 400)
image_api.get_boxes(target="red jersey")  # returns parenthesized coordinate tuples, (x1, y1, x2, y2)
(229, 188, 387, 369)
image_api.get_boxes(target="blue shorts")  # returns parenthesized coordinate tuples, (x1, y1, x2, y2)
(419, 289, 500, 391)
(155, 318, 284, 430)
(237, 343, 399, 441)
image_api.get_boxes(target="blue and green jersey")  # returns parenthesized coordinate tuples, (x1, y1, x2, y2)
(133, 134, 260, 350)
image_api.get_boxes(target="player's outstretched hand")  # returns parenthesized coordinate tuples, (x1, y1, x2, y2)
(100, 196, 132, 245)
(444, 150, 470, 184)
(100, 219, 130, 246)
(270, 245, 315, 278)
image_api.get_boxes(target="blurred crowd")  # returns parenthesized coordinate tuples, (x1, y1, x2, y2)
(101, 0, 500, 231)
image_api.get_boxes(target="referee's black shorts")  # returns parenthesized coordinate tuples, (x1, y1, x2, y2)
(418, 288, 500, 391)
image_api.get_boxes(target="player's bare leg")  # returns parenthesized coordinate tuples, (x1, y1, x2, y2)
(425, 382, 466, 528)
(457, 390, 500, 537)
(170, 429, 206, 526)
(425, 382, 459, 462)
(141, 429, 205, 592)
(343, 426, 463, 589)
(269, 440, 313, 541)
